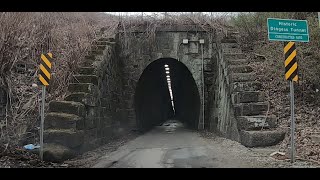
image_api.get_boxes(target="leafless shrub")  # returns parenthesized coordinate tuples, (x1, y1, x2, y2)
(0, 12, 118, 148)
(0, 12, 232, 149)
(117, 12, 232, 56)
(231, 12, 320, 162)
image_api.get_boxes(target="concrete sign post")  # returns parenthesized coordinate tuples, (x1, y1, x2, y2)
(267, 18, 309, 163)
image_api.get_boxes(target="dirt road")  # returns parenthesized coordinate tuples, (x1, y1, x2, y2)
(92, 119, 316, 168)
(3, 119, 317, 168)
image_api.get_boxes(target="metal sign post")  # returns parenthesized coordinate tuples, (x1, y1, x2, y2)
(40, 86, 45, 161)
(284, 49, 297, 164)
(289, 80, 295, 163)
(38, 52, 52, 161)
(318, 12, 320, 27)
(284, 41, 298, 163)
(201, 42, 205, 130)
(199, 39, 205, 130)
(268, 17, 309, 163)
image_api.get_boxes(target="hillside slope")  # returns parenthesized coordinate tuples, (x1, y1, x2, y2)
(232, 12, 320, 162)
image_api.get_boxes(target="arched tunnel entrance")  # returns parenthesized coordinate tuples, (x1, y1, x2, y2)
(134, 58, 200, 132)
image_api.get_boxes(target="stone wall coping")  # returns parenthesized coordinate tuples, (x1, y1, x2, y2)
(118, 23, 214, 33)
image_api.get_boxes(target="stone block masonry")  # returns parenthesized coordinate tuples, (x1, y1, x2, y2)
(42, 24, 286, 162)
(209, 28, 285, 147)
(0, 88, 6, 121)
(118, 24, 217, 130)
(43, 34, 126, 162)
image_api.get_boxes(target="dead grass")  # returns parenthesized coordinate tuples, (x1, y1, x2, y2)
(117, 13, 231, 58)
(0, 12, 232, 155)
(0, 12, 118, 149)
(232, 12, 320, 162)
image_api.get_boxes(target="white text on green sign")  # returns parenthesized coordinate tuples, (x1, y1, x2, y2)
(267, 18, 309, 42)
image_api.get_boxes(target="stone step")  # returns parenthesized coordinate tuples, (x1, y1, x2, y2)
(234, 102, 269, 116)
(310, 134, 320, 144)
(230, 73, 255, 82)
(97, 37, 115, 42)
(229, 30, 240, 34)
(45, 112, 84, 130)
(229, 33, 240, 37)
(227, 31, 240, 37)
(228, 65, 253, 73)
(221, 38, 237, 43)
(84, 54, 95, 61)
(240, 130, 285, 147)
(80, 57, 96, 67)
(222, 48, 242, 54)
(237, 115, 277, 131)
(89, 49, 104, 56)
(224, 53, 246, 60)
(227, 59, 249, 66)
(228, 35, 240, 40)
(79, 55, 97, 67)
(78, 67, 96, 75)
(221, 43, 240, 49)
(68, 83, 98, 94)
(93, 41, 115, 46)
(65, 92, 99, 106)
(49, 101, 85, 117)
(221, 43, 242, 53)
(91, 44, 107, 51)
(44, 129, 84, 148)
(80, 60, 94, 67)
(43, 143, 77, 162)
(231, 81, 263, 92)
(73, 75, 98, 85)
(232, 91, 265, 103)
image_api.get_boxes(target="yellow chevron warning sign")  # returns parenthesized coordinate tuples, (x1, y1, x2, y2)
(284, 42, 298, 82)
(38, 53, 52, 86)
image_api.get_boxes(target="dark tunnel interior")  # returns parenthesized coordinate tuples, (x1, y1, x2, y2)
(134, 58, 200, 132)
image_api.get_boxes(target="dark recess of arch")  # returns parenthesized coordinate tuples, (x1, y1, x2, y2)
(134, 58, 200, 132)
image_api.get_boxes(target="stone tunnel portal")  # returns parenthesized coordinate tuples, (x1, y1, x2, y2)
(134, 58, 200, 132)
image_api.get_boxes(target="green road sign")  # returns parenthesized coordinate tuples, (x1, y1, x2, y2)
(267, 18, 309, 42)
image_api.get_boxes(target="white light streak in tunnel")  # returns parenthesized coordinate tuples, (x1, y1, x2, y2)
(164, 64, 175, 113)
